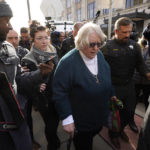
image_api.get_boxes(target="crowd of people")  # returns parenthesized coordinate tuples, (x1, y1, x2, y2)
(0, 1, 150, 150)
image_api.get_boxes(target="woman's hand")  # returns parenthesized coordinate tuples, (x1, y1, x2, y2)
(63, 123, 75, 138)
(22, 66, 30, 72)
(40, 83, 46, 92)
(38, 61, 54, 76)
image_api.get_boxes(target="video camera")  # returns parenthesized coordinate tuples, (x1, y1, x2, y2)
(45, 17, 56, 31)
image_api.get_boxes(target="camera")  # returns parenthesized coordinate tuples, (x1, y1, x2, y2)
(45, 17, 56, 31)
(44, 56, 57, 64)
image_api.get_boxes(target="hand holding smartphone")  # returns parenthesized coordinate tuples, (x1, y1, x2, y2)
(45, 55, 57, 64)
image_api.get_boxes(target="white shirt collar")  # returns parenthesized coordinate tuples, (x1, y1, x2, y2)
(79, 51, 98, 75)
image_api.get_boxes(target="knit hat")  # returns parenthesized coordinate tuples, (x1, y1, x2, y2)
(0, 1, 13, 17)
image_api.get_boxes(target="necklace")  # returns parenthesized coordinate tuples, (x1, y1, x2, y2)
(93, 74, 100, 84)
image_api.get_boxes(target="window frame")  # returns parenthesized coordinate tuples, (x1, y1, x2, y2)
(66, 0, 72, 8)
(87, 1, 96, 19)
(76, 8, 81, 21)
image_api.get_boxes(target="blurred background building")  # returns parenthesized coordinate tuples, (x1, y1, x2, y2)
(40, 0, 64, 20)
(40, 0, 150, 36)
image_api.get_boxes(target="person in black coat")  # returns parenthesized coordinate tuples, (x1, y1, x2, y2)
(22, 25, 60, 150)
(143, 23, 150, 56)
(19, 27, 31, 50)
(102, 17, 150, 149)
(0, 2, 53, 150)
(60, 22, 83, 58)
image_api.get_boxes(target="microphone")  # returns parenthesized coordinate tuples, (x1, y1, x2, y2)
(96, 10, 100, 17)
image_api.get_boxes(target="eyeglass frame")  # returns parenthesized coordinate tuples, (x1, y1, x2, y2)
(35, 36, 50, 41)
(89, 42, 103, 48)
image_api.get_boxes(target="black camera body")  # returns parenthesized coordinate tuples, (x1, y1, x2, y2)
(130, 31, 138, 42)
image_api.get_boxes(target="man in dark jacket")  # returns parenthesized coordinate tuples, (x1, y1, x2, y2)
(60, 22, 83, 58)
(143, 23, 150, 56)
(102, 17, 150, 149)
(19, 27, 31, 50)
(0, 1, 54, 150)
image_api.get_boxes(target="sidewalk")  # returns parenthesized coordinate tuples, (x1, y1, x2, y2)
(32, 102, 145, 150)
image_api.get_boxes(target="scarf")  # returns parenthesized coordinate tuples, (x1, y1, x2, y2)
(30, 45, 57, 64)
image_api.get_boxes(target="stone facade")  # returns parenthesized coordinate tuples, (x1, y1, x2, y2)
(60, 0, 150, 36)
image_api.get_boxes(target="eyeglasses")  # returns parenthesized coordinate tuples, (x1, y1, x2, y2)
(35, 37, 49, 41)
(89, 42, 102, 48)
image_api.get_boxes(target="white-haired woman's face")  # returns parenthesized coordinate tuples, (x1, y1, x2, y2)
(82, 32, 101, 59)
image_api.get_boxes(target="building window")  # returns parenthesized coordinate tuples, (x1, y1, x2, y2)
(66, 0, 71, 8)
(126, 0, 143, 8)
(134, 0, 143, 5)
(87, 2, 96, 19)
(76, 8, 81, 21)
(103, 9, 109, 15)
(75, 0, 80, 3)
(126, 0, 133, 8)
(67, 13, 72, 21)
(103, 8, 115, 15)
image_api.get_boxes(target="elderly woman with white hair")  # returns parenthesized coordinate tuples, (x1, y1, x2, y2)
(52, 22, 114, 150)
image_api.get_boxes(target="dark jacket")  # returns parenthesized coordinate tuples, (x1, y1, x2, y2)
(21, 45, 57, 110)
(143, 26, 150, 41)
(19, 39, 31, 50)
(101, 39, 149, 85)
(53, 49, 114, 132)
(0, 41, 44, 150)
(60, 35, 75, 58)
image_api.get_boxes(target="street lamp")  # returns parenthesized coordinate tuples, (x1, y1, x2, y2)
(108, 0, 112, 39)
(27, 0, 31, 22)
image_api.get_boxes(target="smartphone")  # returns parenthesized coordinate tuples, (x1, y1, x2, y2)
(44, 56, 57, 64)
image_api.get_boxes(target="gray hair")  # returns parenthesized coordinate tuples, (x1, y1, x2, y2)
(75, 22, 106, 51)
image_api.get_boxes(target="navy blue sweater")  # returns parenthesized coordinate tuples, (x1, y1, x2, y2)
(53, 49, 114, 131)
